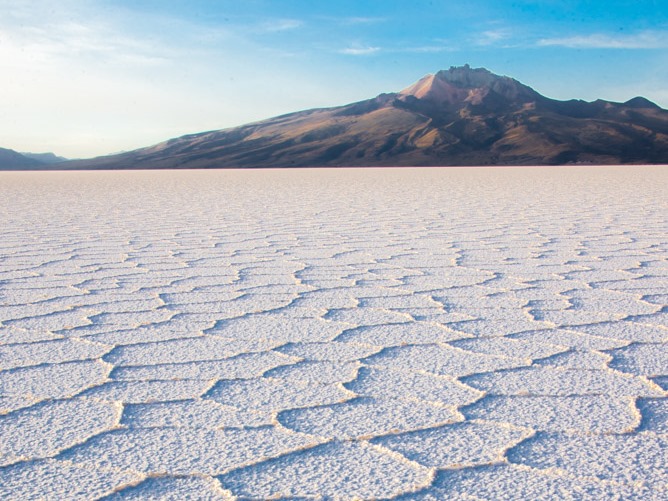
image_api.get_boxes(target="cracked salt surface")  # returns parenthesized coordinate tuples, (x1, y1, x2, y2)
(0, 166, 666, 499)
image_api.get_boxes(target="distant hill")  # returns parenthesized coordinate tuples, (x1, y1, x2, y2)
(13, 65, 668, 169)
(0, 148, 67, 170)
(0, 148, 44, 170)
(21, 152, 68, 164)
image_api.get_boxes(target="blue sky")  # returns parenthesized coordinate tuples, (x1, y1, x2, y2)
(2, 0, 667, 157)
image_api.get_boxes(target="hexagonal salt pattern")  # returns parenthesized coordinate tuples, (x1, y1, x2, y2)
(0, 167, 666, 499)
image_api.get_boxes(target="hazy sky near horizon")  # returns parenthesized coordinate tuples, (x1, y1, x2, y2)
(2, 0, 667, 158)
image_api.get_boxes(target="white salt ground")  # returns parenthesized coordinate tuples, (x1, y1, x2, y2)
(0, 166, 666, 499)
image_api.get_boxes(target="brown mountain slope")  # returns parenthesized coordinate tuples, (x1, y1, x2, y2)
(60, 65, 668, 169)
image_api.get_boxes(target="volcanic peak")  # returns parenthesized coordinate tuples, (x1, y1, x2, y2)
(399, 65, 539, 106)
(437, 64, 501, 88)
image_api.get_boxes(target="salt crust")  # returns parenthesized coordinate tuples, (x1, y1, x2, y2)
(0, 166, 666, 499)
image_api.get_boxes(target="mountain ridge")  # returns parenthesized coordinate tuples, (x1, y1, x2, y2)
(6, 65, 668, 169)
(0, 148, 67, 170)
(21, 152, 68, 164)
(0, 148, 44, 170)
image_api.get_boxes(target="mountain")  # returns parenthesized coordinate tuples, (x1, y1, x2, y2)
(0, 149, 68, 170)
(0, 148, 45, 170)
(29, 66, 668, 169)
(21, 152, 68, 164)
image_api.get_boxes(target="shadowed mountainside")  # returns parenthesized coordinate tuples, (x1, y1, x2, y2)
(0, 148, 67, 170)
(0, 148, 45, 170)
(21, 152, 68, 164)
(17, 66, 668, 169)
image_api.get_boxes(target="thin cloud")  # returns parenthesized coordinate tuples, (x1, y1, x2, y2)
(401, 45, 457, 53)
(257, 18, 303, 33)
(342, 16, 386, 25)
(0, 10, 175, 69)
(538, 31, 668, 49)
(339, 45, 381, 55)
(476, 28, 511, 46)
(318, 15, 386, 26)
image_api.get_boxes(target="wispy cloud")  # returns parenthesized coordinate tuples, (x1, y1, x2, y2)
(476, 28, 512, 46)
(538, 30, 668, 49)
(341, 16, 386, 25)
(0, 5, 175, 69)
(400, 45, 456, 53)
(318, 15, 386, 26)
(338, 45, 381, 56)
(257, 18, 303, 33)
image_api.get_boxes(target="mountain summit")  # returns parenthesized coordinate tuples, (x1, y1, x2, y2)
(38, 66, 668, 169)
(399, 65, 539, 106)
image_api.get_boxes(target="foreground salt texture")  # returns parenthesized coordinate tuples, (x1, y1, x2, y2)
(0, 166, 666, 500)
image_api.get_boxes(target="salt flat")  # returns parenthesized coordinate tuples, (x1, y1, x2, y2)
(0, 166, 666, 500)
